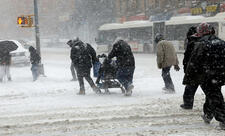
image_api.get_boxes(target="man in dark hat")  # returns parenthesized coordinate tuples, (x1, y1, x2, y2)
(155, 33, 180, 93)
(183, 23, 225, 129)
(68, 38, 100, 95)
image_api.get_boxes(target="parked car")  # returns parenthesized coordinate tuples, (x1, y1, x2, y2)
(5, 40, 30, 66)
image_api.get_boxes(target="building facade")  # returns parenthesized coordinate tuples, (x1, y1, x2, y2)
(115, 0, 225, 22)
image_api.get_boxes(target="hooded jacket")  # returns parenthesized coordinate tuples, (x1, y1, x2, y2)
(108, 40, 135, 68)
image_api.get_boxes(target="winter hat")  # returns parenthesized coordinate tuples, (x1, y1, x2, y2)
(154, 33, 164, 44)
(195, 23, 211, 37)
(29, 46, 35, 52)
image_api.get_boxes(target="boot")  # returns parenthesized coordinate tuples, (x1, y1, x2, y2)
(219, 122, 225, 130)
(201, 114, 212, 124)
(92, 86, 101, 93)
(180, 104, 193, 110)
(125, 84, 134, 96)
(77, 89, 85, 95)
(8, 77, 12, 81)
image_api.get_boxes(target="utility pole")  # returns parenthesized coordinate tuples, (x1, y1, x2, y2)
(33, 0, 41, 56)
(34, 0, 45, 76)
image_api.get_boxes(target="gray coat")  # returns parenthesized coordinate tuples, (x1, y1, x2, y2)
(156, 40, 179, 69)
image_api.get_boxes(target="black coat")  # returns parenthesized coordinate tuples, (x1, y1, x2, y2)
(183, 36, 200, 73)
(108, 40, 135, 68)
(0, 52, 11, 65)
(29, 46, 41, 65)
(30, 51, 41, 65)
(70, 41, 97, 74)
(183, 35, 225, 86)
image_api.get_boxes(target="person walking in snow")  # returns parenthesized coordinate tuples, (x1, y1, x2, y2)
(180, 26, 201, 109)
(68, 38, 100, 95)
(183, 23, 225, 130)
(155, 33, 180, 93)
(108, 38, 135, 96)
(29, 46, 41, 81)
(0, 50, 12, 82)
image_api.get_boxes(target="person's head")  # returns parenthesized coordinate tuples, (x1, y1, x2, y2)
(196, 23, 211, 37)
(187, 26, 197, 38)
(29, 46, 35, 52)
(113, 37, 123, 44)
(154, 33, 164, 44)
(67, 37, 82, 47)
(67, 40, 73, 47)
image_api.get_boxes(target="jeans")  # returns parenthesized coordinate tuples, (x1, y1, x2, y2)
(162, 66, 174, 90)
(31, 64, 39, 81)
(116, 67, 135, 90)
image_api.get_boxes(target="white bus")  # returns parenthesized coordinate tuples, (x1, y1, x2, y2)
(96, 12, 225, 53)
(96, 21, 153, 53)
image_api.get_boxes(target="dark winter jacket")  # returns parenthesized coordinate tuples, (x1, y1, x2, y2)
(0, 52, 11, 65)
(183, 34, 225, 86)
(96, 58, 117, 84)
(29, 46, 41, 65)
(70, 41, 97, 71)
(183, 36, 200, 73)
(108, 40, 135, 68)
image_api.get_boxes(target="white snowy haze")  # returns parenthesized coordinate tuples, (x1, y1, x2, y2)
(0, 0, 115, 44)
(0, 0, 225, 136)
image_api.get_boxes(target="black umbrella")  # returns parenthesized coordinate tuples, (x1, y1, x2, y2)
(0, 41, 18, 53)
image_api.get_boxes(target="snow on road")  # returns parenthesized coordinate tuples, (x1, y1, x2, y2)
(0, 48, 224, 136)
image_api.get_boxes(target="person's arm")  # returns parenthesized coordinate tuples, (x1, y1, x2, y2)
(156, 42, 163, 69)
(108, 43, 118, 59)
(70, 48, 78, 66)
(87, 43, 98, 64)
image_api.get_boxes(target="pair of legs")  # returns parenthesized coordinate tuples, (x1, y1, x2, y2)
(201, 80, 225, 125)
(31, 64, 39, 81)
(116, 67, 135, 93)
(70, 63, 77, 81)
(0, 64, 11, 82)
(162, 66, 174, 91)
(181, 84, 199, 109)
(76, 68, 100, 94)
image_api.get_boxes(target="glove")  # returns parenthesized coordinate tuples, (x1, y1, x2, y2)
(174, 65, 180, 71)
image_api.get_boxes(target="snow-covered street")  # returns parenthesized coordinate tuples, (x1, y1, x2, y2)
(0, 48, 224, 136)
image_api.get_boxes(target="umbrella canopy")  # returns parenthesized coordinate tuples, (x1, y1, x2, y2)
(0, 41, 18, 53)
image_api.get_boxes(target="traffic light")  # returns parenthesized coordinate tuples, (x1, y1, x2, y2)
(17, 17, 28, 25)
(17, 15, 33, 27)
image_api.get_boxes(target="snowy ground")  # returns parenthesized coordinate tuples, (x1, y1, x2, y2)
(0, 47, 224, 136)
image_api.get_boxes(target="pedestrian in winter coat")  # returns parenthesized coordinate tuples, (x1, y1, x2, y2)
(183, 23, 225, 130)
(0, 51, 12, 82)
(108, 38, 135, 96)
(68, 38, 100, 95)
(180, 26, 201, 110)
(29, 46, 41, 81)
(155, 34, 180, 93)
